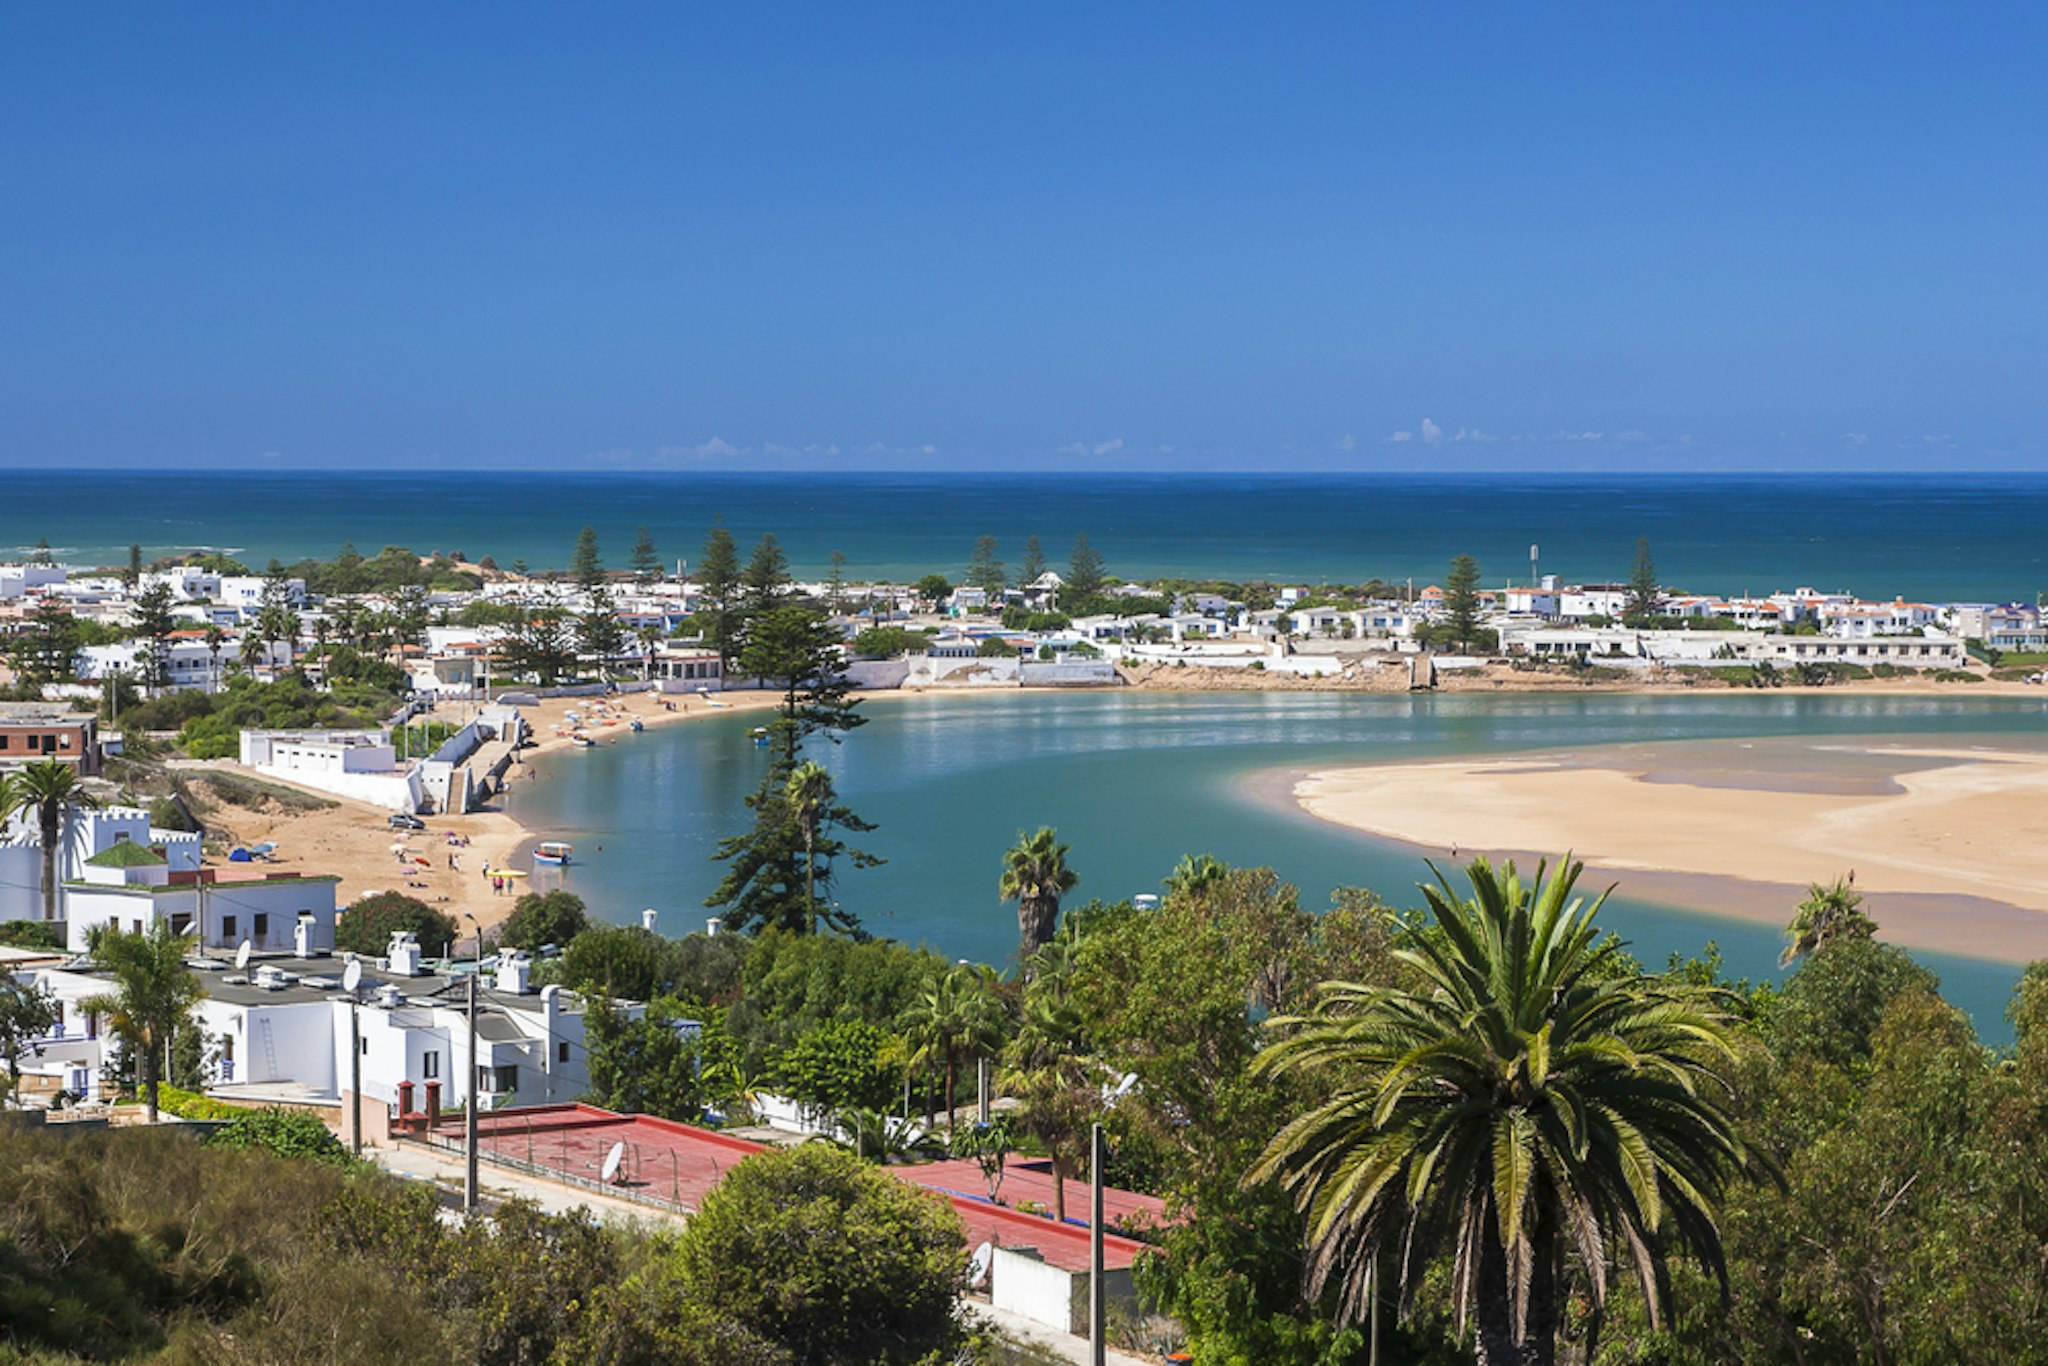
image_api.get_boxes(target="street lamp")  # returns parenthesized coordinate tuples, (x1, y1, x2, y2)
(463, 911, 482, 968)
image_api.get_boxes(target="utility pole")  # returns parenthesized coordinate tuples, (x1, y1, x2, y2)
(349, 994, 363, 1158)
(1089, 1121, 1106, 1366)
(465, 972, 479, 1211)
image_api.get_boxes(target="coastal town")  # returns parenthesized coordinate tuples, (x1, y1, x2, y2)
(6, 532, 2042, 1356)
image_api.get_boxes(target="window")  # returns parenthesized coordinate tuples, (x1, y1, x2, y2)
(222, 915, 237, 942)
(360, 1038, 369, 1056)
(557, 1042, 570, 1063)
(253, 913, 268, 942)
(479, 1064, 518, 1094)
(422, 1051, 439, 1079)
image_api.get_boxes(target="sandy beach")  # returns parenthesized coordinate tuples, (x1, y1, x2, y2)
(188, 688, 792, 940)
(1295, 738, 2048, 962)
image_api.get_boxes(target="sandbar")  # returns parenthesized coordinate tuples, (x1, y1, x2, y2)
(1295, 738, 2048, 963)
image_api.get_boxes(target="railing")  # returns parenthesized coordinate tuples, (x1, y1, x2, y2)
(408, 1129, 697, 1217)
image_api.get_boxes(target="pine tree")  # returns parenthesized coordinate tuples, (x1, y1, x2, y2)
(130, 582, 178, 693)
(697, 527, 743, 670)
(629, 526, 662, 584)
(965, 537, 1006, 595)
(501, 591, 578, 685)
(126, 543, 143, 587)
(1066, 535, 1106, 598)
(826, 550, 849, 614)
(1624, 537, 1660, 627)
(1444, 554, 1482, 650)
(1019, 536, 1047, 584)
(570, 526, 604, 590)
(577, 585, 628, 665)
(737, 534, 791, 658)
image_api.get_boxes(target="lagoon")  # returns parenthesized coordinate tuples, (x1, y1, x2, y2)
(512, 690, 2046, 1038)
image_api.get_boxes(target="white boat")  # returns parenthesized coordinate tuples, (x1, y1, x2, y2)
(570, 734, 597, 748)
(534, 841, 573, 866)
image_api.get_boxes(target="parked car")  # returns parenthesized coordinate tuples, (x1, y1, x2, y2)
(387, 812, 426, 831)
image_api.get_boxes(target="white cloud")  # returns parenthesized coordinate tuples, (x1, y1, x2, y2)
(1840, 433, 1869, 447)
(1387, 430, 1414, 444)
(657, 437, 744, 459)
(1093, 438, 1125, 456)
(1421, 418, 1444, 446)
(1337, 434, 1356, 452)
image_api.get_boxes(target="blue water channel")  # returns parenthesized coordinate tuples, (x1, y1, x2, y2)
(512, 691, 2048, 1040)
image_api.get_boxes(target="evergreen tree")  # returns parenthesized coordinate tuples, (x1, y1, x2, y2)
(825, 549, 848, 613)
(709, 607, 877, 934)
(126, 543, 142, 587)
(1019, 535, 1047, 584)
(7, 599, 78, 686)
(27, 538, 51, 568)
(1624, 536, 1660, 626)
(696, 526, 743, 670)
(965, 536, 1006, 595)
(741, 534, 790, 615)
(628, 526, 662, 583)
(1066, 534, 1106, 597)
(570, 525, 604, 590)
(501, 591, 578, 684)
(576, 586, 628, 666)
(1443, 553, 1482, 650)
(130, 582, 178, 693)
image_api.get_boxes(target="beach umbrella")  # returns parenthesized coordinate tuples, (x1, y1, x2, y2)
(389, 842, 409, 854)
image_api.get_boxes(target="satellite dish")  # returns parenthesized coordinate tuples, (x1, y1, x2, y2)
(968, 1242, 994, 1289)
(234, 940, 252, 971)
(341, 960, 363, 993)
(600, 1140, 626, 1184)
(1111, 1072, 1139, 1100)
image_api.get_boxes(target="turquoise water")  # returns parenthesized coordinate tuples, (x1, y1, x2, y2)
(513, 692, 2048, 1039)
(8, 469, 2048, 602)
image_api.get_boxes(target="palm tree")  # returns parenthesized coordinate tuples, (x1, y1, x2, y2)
(636, 622, 664, 680)
(18, 760, 99, 923)
(1000, 827, 1078, 959)
(1163, 852, 1230, 900)
(1779, 875, 1875, 966)
(81, 920, 202, 1123)
(998, 977, 1097, 1224)
(1249, 856, 1753, 1366)
(784, 761, 837, 927)
(903, 967, 1009, 1129)
(238, 626, 267, 676)
(202, 623, 225, 693)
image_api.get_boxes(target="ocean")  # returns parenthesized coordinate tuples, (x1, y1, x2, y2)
(8, 468, 2048, 603)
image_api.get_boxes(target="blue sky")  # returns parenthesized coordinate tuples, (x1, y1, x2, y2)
(3, 4, 2042, 472)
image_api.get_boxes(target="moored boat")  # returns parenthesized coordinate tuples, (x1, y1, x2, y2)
(534, 841, 573, 866)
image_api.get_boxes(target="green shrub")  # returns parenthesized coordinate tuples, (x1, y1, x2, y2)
(206, 1107, 353, 1165)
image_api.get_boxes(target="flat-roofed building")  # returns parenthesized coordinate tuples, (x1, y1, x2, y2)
(0, 702, 100, 774)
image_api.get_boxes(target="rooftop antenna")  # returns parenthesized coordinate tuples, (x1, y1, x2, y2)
(1531, 543, 1539, 589)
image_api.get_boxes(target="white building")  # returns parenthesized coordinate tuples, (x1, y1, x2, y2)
(21, 937, 606, 1112)
(0, 563, 68, 599)
(60, 841, 339, 955)
(0, 805, 202, 924)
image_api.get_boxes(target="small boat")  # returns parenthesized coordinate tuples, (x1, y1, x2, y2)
(534, 842, 573, 866)
(570, 734, 597, 748)
(749, 726, 770, 746)
(628, 718, 644, 732)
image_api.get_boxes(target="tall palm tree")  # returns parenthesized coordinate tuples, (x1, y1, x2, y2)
(636, 622, 664, 680)
(81, 920, 202, 1122)
(1779, 875, 1874, 966)
(18, 760, 99, 923)
(784, 761, 837, 927)
(1249, 856, 1752, 1366)
(903, 967, 1009, 1129)
(1000, 827, 1078, 959)
(998, 976, 1097, 1224)
(202, 623, 225, 693)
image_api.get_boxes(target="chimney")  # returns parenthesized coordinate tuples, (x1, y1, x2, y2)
(293, 913, 313, 958)
(705, 917, 720, 937)
(494, 950, 531, 995)
(424, 1080, 441, 1130)
(386, 931, 422, 976)
(397, 1079, 415, 1127)
(641, 907, 658, 932)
